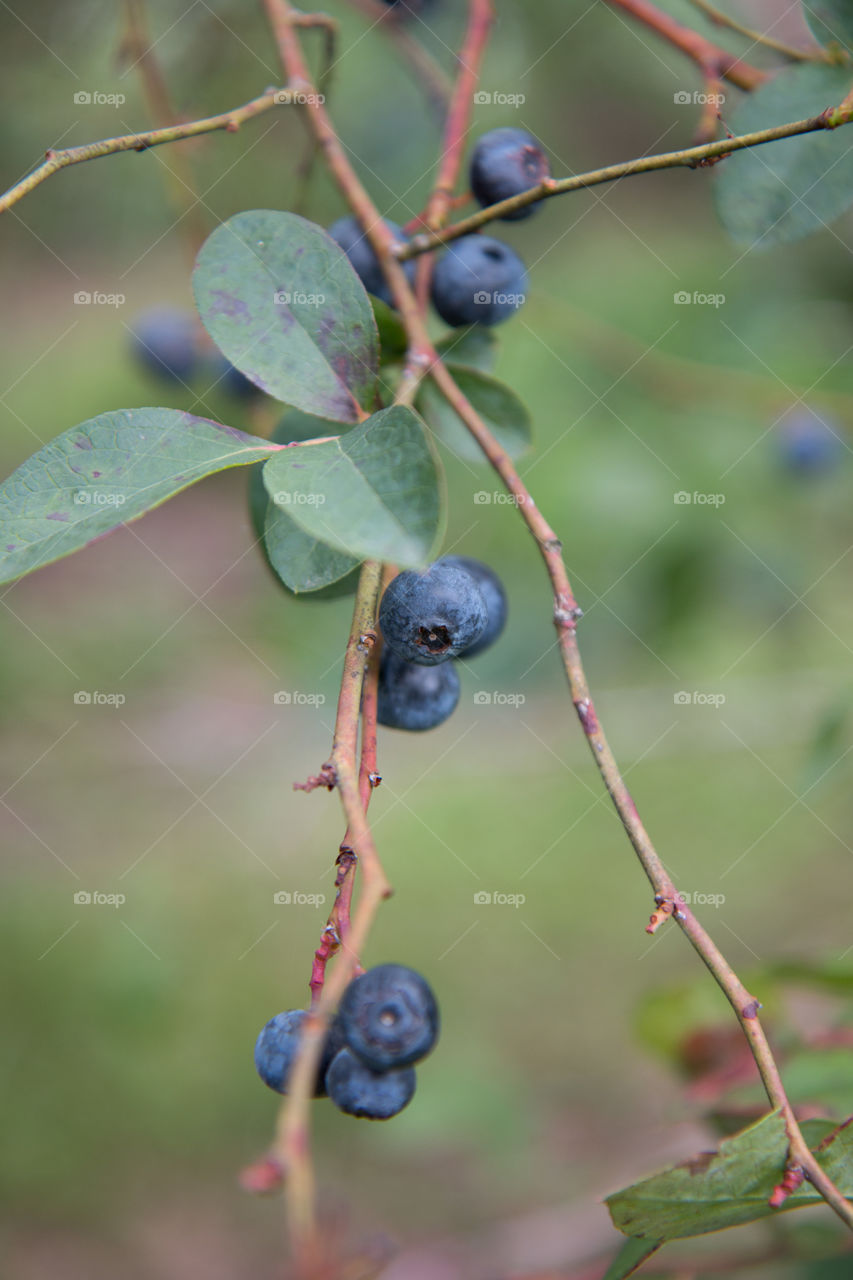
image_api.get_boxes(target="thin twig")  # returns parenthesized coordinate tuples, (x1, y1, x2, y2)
(413, 0, 493, 318)
(345, 0, 452, 119)
(398, 103, 853, 256)
(271, 559, 388, 1270)
(425, 363, 853, 1230)
(0, 87, 299, 215)
(604, 0, 767, 89)
(118, 0, 209, 259)
(688, 0, 829, 63)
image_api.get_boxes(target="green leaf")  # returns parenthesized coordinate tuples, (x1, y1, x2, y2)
(803, 0, 853, 51)
(602, 1237, 663, 1279)
(247, 411, 360, 597)
(372, 296, 408, 365)
(263, 504, 360, 594)
(261, 404, 443, 566)
(436, 326, 498, 374)
(417, 366, 532, 463)
(193, 210, 379, 423)
(0, 408, 276, 585)
(607, 1111, 853, 1242)
(715, 64, 853, 248)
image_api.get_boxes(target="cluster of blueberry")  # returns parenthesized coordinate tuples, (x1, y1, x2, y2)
(255, 964, 439, 1120)
(128, 306, 258, 398)
(377, 556, 507, 731)
(330, 126, 550, 326)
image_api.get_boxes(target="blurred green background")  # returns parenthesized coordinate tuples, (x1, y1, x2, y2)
(3, 1, 853, 1276)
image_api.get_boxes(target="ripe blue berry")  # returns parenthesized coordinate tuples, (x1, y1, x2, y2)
(431, 235, 528, 327)
(208, 352, 261, 399)
(379, 562, 487, 664)
(325, 1048, 416, 1120)
(129, 307, 198, 383)
(338, 963, 439, 1071)
(254, 1009, 343, 1097)
(328, 215, 416, 306)
(438, 556, 507, 657)
(777, 409, 844, 476)
(469, 128, 550, 221)
(377, 650, 460, 731)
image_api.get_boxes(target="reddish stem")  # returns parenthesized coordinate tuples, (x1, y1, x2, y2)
(414, 0, 494, 309)
(307, 631, 382, 1005)
(604, 0, 767, 89)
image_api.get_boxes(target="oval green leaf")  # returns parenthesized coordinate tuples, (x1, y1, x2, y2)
(261, 404, 443, 566)
(247, 411, 359, 596)
(607, 1111, 853, 1241)
(417, 365, 532, 462)
(803, 0, 853, 51)
(0, 408, 276, 585)
(436, 326, 498, 374)
(193, 210, 379, 422)
(714, 64, 853, 248)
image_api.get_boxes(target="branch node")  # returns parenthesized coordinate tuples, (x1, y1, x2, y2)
(646, 899, 674, 934)
(769, 1162, 805, 1208)
(239, 1153, 286, 1194)
(742, 998, 762, 1020)
(294, 762, 337, 792)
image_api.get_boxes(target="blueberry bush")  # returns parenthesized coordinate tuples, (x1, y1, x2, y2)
(3, 1, 853, 1276)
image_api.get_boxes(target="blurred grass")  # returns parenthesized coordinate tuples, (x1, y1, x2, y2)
(3, 0, 853, 1275)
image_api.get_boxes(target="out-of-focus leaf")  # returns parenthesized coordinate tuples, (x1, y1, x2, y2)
(715, 64, 853, 248)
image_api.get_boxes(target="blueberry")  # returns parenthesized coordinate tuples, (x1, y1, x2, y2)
(777, 409, 844, 476)
(254, 1009, 344, 1097)
(328, 216, 417, 306)
(129, 307, 199, 383)
(469, 128, 550, 221)
(438, 556, 507, 657)
(338, 963, 439, 1071)
(208, 352, 262, 399)
(379, 562, 487, 664)
(325, 1048, 416, 1120)
(431, 235, 528, 327)
(377, 650, 460, 731)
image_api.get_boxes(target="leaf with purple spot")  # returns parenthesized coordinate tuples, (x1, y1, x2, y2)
(0, 407, 279, 584)
(193, 210, 379, 423)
